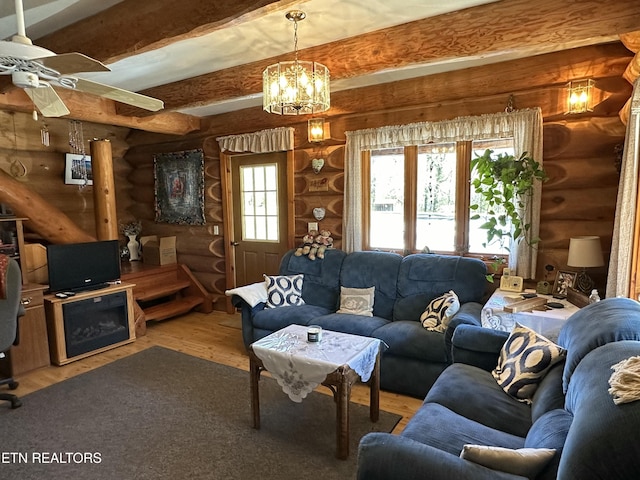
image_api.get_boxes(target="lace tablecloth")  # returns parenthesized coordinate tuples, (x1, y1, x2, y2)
(251, 324, 381, 402)
(482, 289, 580, 341)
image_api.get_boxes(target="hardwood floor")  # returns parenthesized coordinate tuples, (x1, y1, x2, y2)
(8, 310, 423, 433)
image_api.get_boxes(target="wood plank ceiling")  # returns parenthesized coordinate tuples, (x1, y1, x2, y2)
(1, 0, 640, 135)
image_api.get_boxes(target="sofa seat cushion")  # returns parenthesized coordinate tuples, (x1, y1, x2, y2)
(374, 320, 449, 363)
(310, 312, 390, 337)
(401, 402, 525, 456)
(426, 363, 532, 438)
(252, 304, 332, 332)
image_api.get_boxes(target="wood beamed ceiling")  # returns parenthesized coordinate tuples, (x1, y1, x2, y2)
(1, 0, 640, 135)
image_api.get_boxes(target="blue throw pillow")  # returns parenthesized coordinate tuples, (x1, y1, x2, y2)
(264, 274, 305, 308)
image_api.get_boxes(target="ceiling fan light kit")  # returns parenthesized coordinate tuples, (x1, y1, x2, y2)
(263, 10, 330, 115)
(0, 0, 164, 118)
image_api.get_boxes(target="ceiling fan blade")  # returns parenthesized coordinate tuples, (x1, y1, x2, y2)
(72, 78, 164, 112)
(23, 84, 70, 117)
(35, 53, 110, 74)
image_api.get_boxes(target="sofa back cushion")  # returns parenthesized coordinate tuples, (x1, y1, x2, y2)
(339, 251, 402, 320)
(394, 254, 487, 322)
(530, 361, 565, 423)
(279, 248, 346, 310)
(524, 409, 573, 480)
(558, 297, 640, 393)
(559, 340, 640, 479)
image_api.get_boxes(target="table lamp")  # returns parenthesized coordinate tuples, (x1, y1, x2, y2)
(567, 236, 604, 293)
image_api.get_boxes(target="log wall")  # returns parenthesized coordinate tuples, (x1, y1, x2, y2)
(0, 110, 131, 240)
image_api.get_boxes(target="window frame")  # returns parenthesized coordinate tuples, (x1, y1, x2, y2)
(362, 140, 508, 263)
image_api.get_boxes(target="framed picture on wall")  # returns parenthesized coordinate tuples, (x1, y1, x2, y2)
(552, 270, 577, 297)
(64, 153, 93, 185)
(153, 149, 205, 225)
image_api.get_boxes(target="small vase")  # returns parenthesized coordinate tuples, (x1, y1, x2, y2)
(127, 234, 140, 261)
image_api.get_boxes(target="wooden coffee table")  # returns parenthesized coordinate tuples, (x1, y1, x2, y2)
(248, 324, 381, 460)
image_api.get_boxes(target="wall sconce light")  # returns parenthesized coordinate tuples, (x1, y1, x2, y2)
(308, 118, 330, 143)
(566, 79, 594, 114)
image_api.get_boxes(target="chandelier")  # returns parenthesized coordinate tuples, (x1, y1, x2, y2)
(263, 11, 330, 115)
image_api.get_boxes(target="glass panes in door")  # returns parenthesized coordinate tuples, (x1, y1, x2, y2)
(240, 164, 279, 241)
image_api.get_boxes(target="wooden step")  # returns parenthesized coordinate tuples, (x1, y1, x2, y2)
(135, 280, 192, 302)
(143, 296, 205, 322)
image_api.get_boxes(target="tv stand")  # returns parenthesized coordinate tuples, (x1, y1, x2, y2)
(44, 283, 136, 365)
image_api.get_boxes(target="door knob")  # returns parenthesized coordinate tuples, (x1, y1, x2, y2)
(231, 241, 239, 246)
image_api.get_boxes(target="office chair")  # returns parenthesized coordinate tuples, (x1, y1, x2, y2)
(0, 255, 24, 409)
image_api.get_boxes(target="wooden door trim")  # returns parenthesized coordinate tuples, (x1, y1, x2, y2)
(220, 150, 295, 312)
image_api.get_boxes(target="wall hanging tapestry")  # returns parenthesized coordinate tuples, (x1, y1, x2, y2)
(154, 149, 205, 225)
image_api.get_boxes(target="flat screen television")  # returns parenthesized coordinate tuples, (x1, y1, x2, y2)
(47, 240, 121, 293)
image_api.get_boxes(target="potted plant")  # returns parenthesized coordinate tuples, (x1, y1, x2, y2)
(470, 148, 547, 257)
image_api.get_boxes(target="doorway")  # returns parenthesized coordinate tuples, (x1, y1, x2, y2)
(221, 151, 295, 292)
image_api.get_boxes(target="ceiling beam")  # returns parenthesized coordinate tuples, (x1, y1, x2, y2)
(35, 0, 303, 64)
(127, 0, 640, 113)
(0, 88, 200, 135)
(126, 42, 631, 146)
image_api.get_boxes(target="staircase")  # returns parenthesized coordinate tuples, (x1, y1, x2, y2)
(121, 262, 213, 335)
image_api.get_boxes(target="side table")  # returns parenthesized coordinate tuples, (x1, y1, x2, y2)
(482, 289, 581, 341)
(249, 324, 381, 460)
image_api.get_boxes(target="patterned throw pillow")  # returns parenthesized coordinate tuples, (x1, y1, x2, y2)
(420, 290, 460, 332)
(337, 286, 375, 316)
(264, 274, 305, 308)
(492, 323, 566, 404)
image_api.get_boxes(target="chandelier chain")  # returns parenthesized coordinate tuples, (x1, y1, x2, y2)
(293, 18, 299, 64)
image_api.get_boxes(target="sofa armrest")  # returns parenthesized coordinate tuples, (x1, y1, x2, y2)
(444, 301, 482, 363)
(357, 433, 526, 480)
(451, 324, 510, 371)
(231, 294, 266, 351)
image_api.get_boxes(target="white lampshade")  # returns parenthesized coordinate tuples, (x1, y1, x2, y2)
(567, 236, 604, 268)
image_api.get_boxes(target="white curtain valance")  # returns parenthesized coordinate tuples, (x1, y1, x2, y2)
(344, 110, 533, 149)
(217, 127, 295, 153)
(344, 108, 543, 278)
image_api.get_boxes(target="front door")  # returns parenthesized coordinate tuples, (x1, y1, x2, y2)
(228, 152, 290, 287)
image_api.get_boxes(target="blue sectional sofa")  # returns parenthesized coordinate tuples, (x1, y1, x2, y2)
(231, 248, 487, 398)
(357, 297, 640, 480)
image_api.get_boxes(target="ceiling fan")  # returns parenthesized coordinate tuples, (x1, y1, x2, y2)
(0, 0, 163, 117)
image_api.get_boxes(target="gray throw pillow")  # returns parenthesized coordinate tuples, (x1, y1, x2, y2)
(337, 286, 375, 316)
(460, 444, 556, 477)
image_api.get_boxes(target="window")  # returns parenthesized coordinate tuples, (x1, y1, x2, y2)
(240, 164, 279, 241)
(364, 138, 514, 256)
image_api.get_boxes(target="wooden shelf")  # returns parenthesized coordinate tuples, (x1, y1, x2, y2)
(0, 283, 50, 376)
(120, 262, 213, 335)
(143, 296, 205, 322)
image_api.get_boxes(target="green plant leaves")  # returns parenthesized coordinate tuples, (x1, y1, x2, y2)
(469, 148, 547, 249)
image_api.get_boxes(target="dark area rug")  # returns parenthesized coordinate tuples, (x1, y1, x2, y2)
(0, 346, 401, 480)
